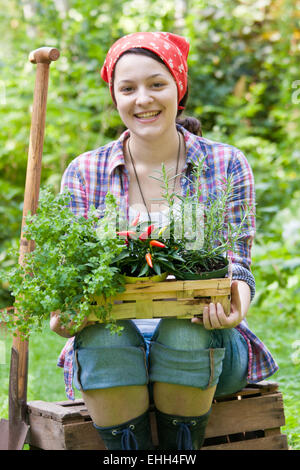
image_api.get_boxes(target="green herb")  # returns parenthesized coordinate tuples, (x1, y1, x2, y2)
(1, 189, 126, 338)
(149, 157, 255, 276)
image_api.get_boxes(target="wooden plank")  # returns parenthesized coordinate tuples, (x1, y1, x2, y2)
(205, 393, 285, 438)
(249, 381, 278, 393)
(134, 299, 154, 319)
(88, 276, 231, 321)
(264, 427, 282, 436)
(88, 296, 230, 321)
(27, 400, 86, 423)
(63, 421, 106, 450)
(202, 434, 288, 450)
(27, 413, 66, 450)
(100, 286, 230, 302)
(54, 399, 85, 407)
(211, 295, 231, 317)
(93, 277, 230, 297)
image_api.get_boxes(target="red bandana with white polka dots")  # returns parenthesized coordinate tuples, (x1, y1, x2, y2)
(100, 32, 190, 109)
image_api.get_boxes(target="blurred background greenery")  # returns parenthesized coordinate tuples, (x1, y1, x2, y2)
(0, 0, 299, 449)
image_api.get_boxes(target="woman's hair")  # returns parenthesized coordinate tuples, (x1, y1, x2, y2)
(112, 48, 202, 136)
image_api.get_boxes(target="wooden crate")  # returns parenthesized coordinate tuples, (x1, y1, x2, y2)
(26, 381, 288, 450)
(88, 276, 231, 322)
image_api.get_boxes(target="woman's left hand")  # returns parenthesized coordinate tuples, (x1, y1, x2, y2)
(191, 280, 243, 330)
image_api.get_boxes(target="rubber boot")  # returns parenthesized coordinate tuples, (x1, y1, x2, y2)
(93, 410, 154, 450)
(155, 408, 211, 450)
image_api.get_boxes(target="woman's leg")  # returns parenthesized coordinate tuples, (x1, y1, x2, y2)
(153, 383, 216, 416)
(150, 319, 225, 450)
(82, 385, 149, 427)
(73, 321, 153, 449)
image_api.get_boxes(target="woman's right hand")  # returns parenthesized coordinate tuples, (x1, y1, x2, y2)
(50, 311, 95, 338)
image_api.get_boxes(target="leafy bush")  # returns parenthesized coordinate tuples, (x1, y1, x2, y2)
(0, 189, 126, 337)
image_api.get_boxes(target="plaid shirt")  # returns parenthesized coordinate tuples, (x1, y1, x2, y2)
(57, 125, 278, 400)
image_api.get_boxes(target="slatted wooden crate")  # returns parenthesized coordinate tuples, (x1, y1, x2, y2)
(26, 381, 288, 450)
(88, 275, 231, 321)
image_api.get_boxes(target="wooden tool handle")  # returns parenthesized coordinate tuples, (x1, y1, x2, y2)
(28, 47, 60, 64)
(13, 48, 60, 405)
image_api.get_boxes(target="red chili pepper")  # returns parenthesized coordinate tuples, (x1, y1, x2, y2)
(131, 212, 140, 227)
(116, 230, 135, 239)
(147, 224, 155, 235)
(150, 240, 166, 248)
(145, 253, 153, 268)
(139, 224, 155, 240)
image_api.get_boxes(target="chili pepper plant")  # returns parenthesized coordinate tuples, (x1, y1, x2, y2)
(110, 220, 185, 278)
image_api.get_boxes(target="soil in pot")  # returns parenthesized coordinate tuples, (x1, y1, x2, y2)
(175, 257, 229, 280)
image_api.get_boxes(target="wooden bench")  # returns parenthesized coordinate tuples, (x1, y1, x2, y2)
(26, 381, 288, 450)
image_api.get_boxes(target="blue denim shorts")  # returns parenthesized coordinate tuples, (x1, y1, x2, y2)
(73, 319, 248, 399)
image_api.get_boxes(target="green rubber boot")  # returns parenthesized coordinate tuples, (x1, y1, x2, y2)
(155, 408, 211, 450)
(93, 410, 154, 450)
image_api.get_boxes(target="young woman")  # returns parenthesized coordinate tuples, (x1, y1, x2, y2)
(50, 32, 278, 450)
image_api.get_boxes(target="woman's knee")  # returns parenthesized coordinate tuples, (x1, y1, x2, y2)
(82, 385, 150, 427)
(153, 319, 212, 350)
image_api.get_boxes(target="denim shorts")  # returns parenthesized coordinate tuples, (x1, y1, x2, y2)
(73, 319, 249, 399)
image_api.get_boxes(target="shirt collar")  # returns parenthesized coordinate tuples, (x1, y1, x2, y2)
(179, 124, 208, 168)
(107, 129, 130, 175)
(107, 124, 207, 175)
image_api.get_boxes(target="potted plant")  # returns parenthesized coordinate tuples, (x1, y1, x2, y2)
(110, 217, 185, 283)
(0, 189, 127, 337)
(144, 158, 254, 281)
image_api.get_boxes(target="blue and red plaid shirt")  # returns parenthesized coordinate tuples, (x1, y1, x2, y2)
(57, 125, 278, 400)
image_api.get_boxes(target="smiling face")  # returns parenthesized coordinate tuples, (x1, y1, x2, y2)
(113, 53, 178, 142)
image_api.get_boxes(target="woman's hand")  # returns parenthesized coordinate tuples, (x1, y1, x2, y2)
(50, 311, 95, 338)
(191, 280, 250, 330)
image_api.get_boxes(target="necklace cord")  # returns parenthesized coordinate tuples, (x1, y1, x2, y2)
(127, 132, 181, 222)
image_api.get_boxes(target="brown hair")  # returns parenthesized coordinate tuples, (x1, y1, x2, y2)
(112, 48, 202, 136)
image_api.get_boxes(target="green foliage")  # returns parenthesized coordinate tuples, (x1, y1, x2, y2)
(0, 0, 299, 448)
(1, 1, 299, 310)
(0, 189, 126, 337)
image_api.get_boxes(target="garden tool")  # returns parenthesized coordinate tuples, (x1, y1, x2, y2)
(0, 47, 60, 450)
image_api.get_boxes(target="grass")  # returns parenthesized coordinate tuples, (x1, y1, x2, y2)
(0, 298, 299, 450)
(247, 305, 300, 450)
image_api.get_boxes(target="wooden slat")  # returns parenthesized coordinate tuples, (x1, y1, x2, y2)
(27, 413, 66, 450)
(88, 276, 231, 321)
(134, 299, 154, 319)
(249, 381, 279, 394)
(54, 399, 85, 407)
(101, 287, 230, 302)
(89, 295, 230, 321)
(205, 393, 285, 438)
(63, 421, 106, 450)
(93, 277, 230, 298)
(202, 434, 288, 450)
(27, 400, 86, 422)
